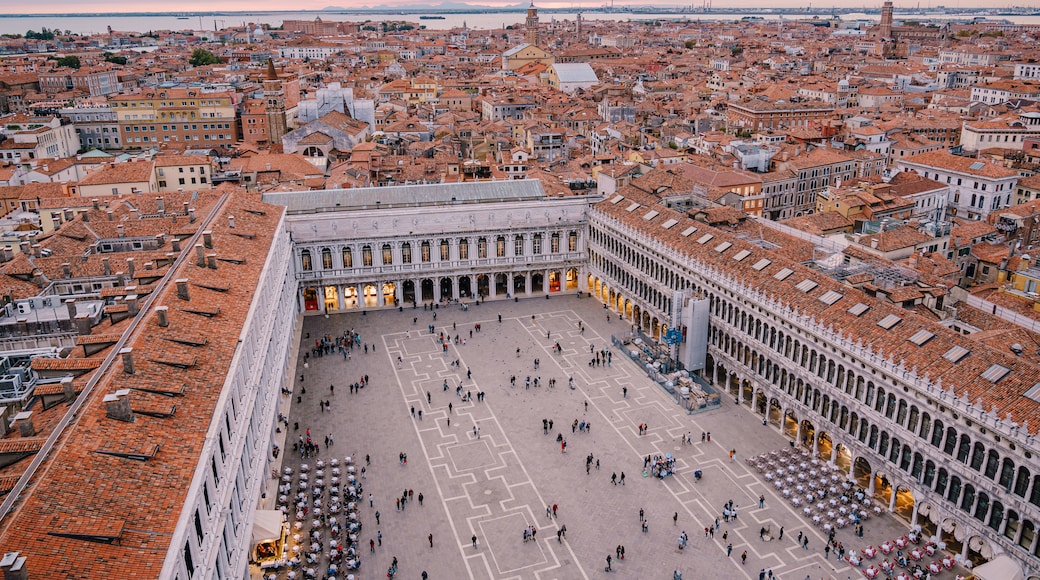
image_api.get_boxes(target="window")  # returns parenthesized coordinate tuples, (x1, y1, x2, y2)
(382, 244, 392, 265)
(459, 239, 468, 260)
(496, 236, 506, 257)
(321, 248, 333, 270)
(401, 242, 412, 264)
(421, 241, 431, 263)
(342, 247, 352, 268)
(478, 237, 488, 259)
(362, 246, 372, 267)
(568, 231, 577, 252)
(440, 239, 450, 261)
(551, 233, 560, 253)
(301, 250, 312, 271)
(514, 235, 524, 256)
(533, 234, 543, 254)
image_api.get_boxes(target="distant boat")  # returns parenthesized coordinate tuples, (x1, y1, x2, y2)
(176, 13, 190, 19)
(420, 15, 445, 19)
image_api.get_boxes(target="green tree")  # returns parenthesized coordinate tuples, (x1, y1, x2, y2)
(104, 52, 128, 65)
(55, 55, 80, 69)
(188, 48, 220, 67)
(685, 40, 695, 49)
(25, 27, 55, 40)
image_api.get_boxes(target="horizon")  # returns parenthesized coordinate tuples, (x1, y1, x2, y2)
(0, 0, 1032, 17)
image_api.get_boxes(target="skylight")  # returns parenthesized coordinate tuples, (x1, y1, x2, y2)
(681, 226, 698, 237)
(697, 233, 714, 244)
(751, 258, 772, 271)
(968, 161, 986, 171)
(848, 303, 870, 317)
(643, 210, 659, 221)
(773, 268, 794, 281)
(981, 364, 1010, 383)
(877, 314, 902, 330)
(714, 242, 732, 253)
(818, 290, 843, 305)
(626, 202, 640, 212)
(661, 218, 678, 229)
(908, 329, 935, 346)
(795, 279, 819, 293)
(943, 345, 970, 363)
(732, 249, 752, 262)
(610, 195, 624, 204)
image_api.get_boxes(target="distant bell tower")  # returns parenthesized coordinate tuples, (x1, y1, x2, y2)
(879, 1, 894, 39)
(526, 2, 540, 46)
(263, 59, 288, 147)
(576, 12, 582, 37)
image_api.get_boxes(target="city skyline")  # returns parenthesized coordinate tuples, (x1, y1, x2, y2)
(0, 0, 1031, 17)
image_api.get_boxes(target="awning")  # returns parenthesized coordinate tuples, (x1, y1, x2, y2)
(972, 554, 1023, 580)
(251, 510, 284, 545)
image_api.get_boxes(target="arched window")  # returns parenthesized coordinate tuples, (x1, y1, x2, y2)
(551, 232, 560, 253)
(970, 442, 986, 471)
(321, 248, 333, 270)
(440, 239, 450, 261)
(478, 237, 488, 259)
(533, 233, 543, 254)
(568, 231, 577, 251)
(401, 242, 412, 264)
(362, 246, 372, 267)
(514, 235, 524, 256)
(459, 238, 469, 260)
(1014, 466, 1030, 498)
(421, 241, 431, 263)
(382, 244, 393, 265)
(301, 249, 312, 271)
(984, 450, 999, 480)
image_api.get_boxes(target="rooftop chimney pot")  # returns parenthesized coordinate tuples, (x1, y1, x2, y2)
(176, 278, 190, 301)
(120, 347, 135, 374)
(156, 305, 169, 327)
(202, 230, 213, 249)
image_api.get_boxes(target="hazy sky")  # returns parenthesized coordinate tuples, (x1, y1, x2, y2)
(0, 0, 1022, 15)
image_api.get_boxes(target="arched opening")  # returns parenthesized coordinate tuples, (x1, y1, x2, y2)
(650, 317, 660, 339)
(940, 519, 964, 562)
(547, 270, 559, 292)
(783, 410, 798, 439)
(495, 273, 508, 296)
(324, 285, 339, 310)
(476, 275, 489, 299)
(362, 284, 378, 307)
(421, 279, 435, 302)
(513, 274, 526, 294)
(381, 282, 396, 306)
(834, 443, 852, 474)
(302, 287, 319, 311)
(854, 457, 873, 490)
(893, 486, 914, 522)
(439, 277, 453, 300)
(768, 398, 782, 426)
(402, 280, 416, 305)
(873, 471, 894, 504)
(566, 268, 579, 291)
(343, 286, 358, 309)
(741, 380, 753, 408)
(817, 432, 833, 461)
(458, 276, 472, 299)
(800, 420, 816, 449)
(532, 272, 545, 293)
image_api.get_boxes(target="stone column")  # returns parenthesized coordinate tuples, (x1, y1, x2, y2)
(889, 484, 898, 512)
(544, 269, 551, 293)
(413, 279, 422, 305)
(339, 285, 348, 311)
(489, 276, 497, 299)
(355, 285, 364, 310)
(910, 498, 920, 527)
(524, 272, 531, 295)
(377, 283, 385, 307)
(830, 443, 838, 465)
(394, 282, 403, 307)
(867, 472, 876, 495)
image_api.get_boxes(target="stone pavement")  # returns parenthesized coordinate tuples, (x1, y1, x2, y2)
(279, 295, 918, 580)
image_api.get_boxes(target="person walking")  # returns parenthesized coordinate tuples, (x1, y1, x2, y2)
(726, 543, 733, 557)
(741, 550, 747, 565)
(639, 508, 644, 522)
(619, 472, 626, 485)
(375, 511, 381, 524)
(673, 512, 679, 525)
(472, 535, 478, 548)
(428, 533, 434, 548)
(605, 554, 612, 571)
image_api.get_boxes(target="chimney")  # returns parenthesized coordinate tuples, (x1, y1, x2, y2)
(189, 207, 196, 223)
(156, 196, 165, 213)
(0, 551, 29, 580)
(176, 278, 190, 301)
(51, 213, 61, 232)
(156, 305, 169, 327)
(115, 271, 125, 287)
(206, 254, 218, 269)
(172, 238, 182, 252)
(19, 241, 29, 255)
(1, 247, 10, 262)
(32, 270, 45, 288)
(202, 230, 213, 249)
(104, 389, 133, 422)
(266, 163, 272, 171)
(228, 215, 236, 229)
(182, 201, 189, 215)
(106, 210, 114, 221)
(62, 376, 75, 401)
(155, 233, 165, 247)
(75, 313, 92, 335)
(126, 294, 139, 316)
(65, 298, 76, 320)
(870, 238, 879, 249)
(120, 347, 134, 374)
(195, 244, 205, 267)
(126, 257, 135, 279)
(92, 198, 100, 209)
(61, 262, 71, 278)
(80, 210, 89, 222)
(102, 256, 111, 276)
(144, 261, 154, 270)
(12, 411, 34, 437)
(63, 208, 74, 221)
(116, 224, 125, 238)
(31, 244, 40, 258)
